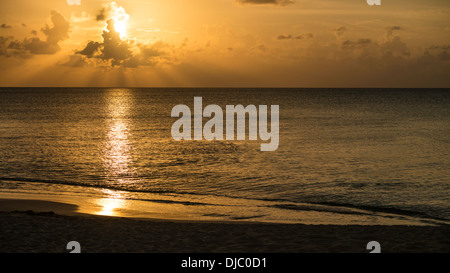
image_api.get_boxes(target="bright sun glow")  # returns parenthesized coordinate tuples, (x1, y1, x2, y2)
(97, 198, 126, 216)
(109, 2, 130, 40)
(96, 189, 128, 217)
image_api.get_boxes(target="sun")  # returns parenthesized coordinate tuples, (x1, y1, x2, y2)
(114, 19, 127, 39)
(108, 2, 130, 40)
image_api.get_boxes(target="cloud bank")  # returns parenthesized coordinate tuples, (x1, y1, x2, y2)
(277, 33, 313, 40)
(75, 3, 169, 68)
(0, 11, 70, 56)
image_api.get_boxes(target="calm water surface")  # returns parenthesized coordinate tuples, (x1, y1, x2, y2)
(0, 88, 449, 224)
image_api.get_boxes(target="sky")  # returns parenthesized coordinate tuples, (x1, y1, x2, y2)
(0, 0, 449, 87)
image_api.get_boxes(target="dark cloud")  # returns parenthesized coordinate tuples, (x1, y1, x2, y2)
(386, 26, 403, 38)
(386, 26, 402, 32)
(1, 24, 12, 29)
(257, 44, 266, 52)
(41, 11, 70, 45)
(77, 19, 167, 68)
(332, 25, 409, 59)
(387, 26, 402, 31)
(277, 34, 292, 40)
(96, 8, 106, 21)
(427, 44, 450, 50)
(21, 37, 61, 55)
(77, 19, 132, 66)
(417, 45, 450, 67)
(76, 2, 171, 69)
(7, 40, 23, 50)
(422, 45, 450, 62)
(0, 11, 70, 56)
(382, 36, 410, 57)
(236, 0, 294, 6)
(101, 20, 132, 62)
(341, 39, 373, 48)
(297, 33, 314, 39)
(77, 41, 101, 57)
(0, 36, 10, 55)
(277, 33, 313, 40)
(333, 26, 347, 40)
(0, 36, 30, 58)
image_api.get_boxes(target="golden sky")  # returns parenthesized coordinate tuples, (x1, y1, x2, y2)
(0, 0, 449, 87)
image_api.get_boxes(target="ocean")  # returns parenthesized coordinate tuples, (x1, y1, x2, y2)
(0, 88, 449, 225)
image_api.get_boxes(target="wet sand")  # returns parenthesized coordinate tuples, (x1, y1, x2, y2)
(0, 198, 448, 253)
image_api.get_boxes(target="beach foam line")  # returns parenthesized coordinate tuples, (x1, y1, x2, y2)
(0, 177, 215, 197)
(0, 191, 441, 226)
(1, 181, 446, 226)
(2, 178, 448, 225)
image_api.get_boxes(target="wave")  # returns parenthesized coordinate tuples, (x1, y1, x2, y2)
(1, 176, 449, 224)
(0, 177, 202, 196)
(313, 201, 450, 223)
(269, 204, 372, 216)
(270, 201, 450, 224)
(129, 198, 217, 207)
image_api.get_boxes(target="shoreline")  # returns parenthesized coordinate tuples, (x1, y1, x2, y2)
(0, 198, 273, 225)
(0, 197, 449, 253)
(1, 183, 448, 226)
(1, 196, 449, 226)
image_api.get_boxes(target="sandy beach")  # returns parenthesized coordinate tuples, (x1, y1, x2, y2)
(0, 198, 448, 253)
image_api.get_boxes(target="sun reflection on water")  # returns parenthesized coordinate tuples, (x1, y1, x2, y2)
(99, 89, 135, 215)
(96, 197, 127, 216)
(104, 89, 135, 184)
